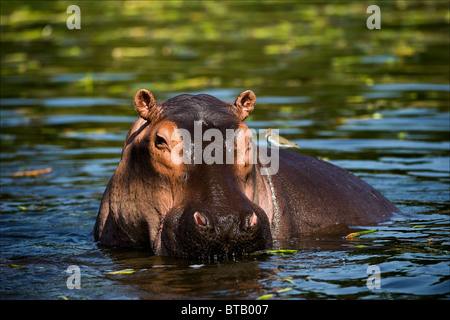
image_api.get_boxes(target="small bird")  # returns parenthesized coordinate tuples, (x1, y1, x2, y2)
(265, 128, 300, 149)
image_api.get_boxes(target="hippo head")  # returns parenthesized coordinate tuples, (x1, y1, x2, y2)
(129, 89, 272, 258)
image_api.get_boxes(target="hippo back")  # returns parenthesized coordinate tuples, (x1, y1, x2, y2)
(268, 150, 398, 237)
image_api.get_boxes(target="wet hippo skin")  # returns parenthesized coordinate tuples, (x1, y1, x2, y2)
(94, 89, 399, 258)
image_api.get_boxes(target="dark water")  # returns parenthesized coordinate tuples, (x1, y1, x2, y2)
(1, 1, 449, 300)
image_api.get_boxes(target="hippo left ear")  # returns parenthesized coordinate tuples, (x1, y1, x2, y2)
(234, 90, 256, 121)
(134, 89, 157, 120)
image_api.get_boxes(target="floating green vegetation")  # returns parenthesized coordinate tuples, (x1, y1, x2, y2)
(247, 249, 299, 256)
(345, 229, 378, 240)
(106, 269, 135, 275)
(256, 288, 293, 300)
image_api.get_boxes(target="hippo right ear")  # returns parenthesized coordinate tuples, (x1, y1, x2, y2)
(234, 90, 256, 121)
(134, 89, 157, 120)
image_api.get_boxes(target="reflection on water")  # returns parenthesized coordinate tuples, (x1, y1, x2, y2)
(0, 1, 449, 299)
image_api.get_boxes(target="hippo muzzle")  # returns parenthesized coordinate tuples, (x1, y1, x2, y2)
(160, 187, 272, 259)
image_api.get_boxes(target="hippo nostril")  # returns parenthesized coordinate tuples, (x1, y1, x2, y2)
(249, 212, 258, 227)
(194, 211, 208, 227)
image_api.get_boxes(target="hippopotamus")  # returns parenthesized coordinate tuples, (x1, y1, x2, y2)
(94, 89, 399, 258)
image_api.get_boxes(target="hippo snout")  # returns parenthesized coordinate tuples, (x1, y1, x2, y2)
(160, 206, 272, 259)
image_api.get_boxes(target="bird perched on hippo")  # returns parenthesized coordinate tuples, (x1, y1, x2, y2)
(94, 89, 399, 258)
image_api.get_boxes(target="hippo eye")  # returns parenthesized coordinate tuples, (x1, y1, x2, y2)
(155, 134, 169, 149)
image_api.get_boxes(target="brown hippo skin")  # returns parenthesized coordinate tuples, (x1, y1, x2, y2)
(94, 89, 399, 258)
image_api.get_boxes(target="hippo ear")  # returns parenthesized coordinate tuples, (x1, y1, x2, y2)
(234, 90, 256, 121)
(134, 89, 157, 120)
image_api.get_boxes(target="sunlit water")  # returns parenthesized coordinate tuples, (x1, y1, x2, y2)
(1, 1, 449, 299)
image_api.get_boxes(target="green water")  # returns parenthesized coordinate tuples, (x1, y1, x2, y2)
(1, 1, 449, 299)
